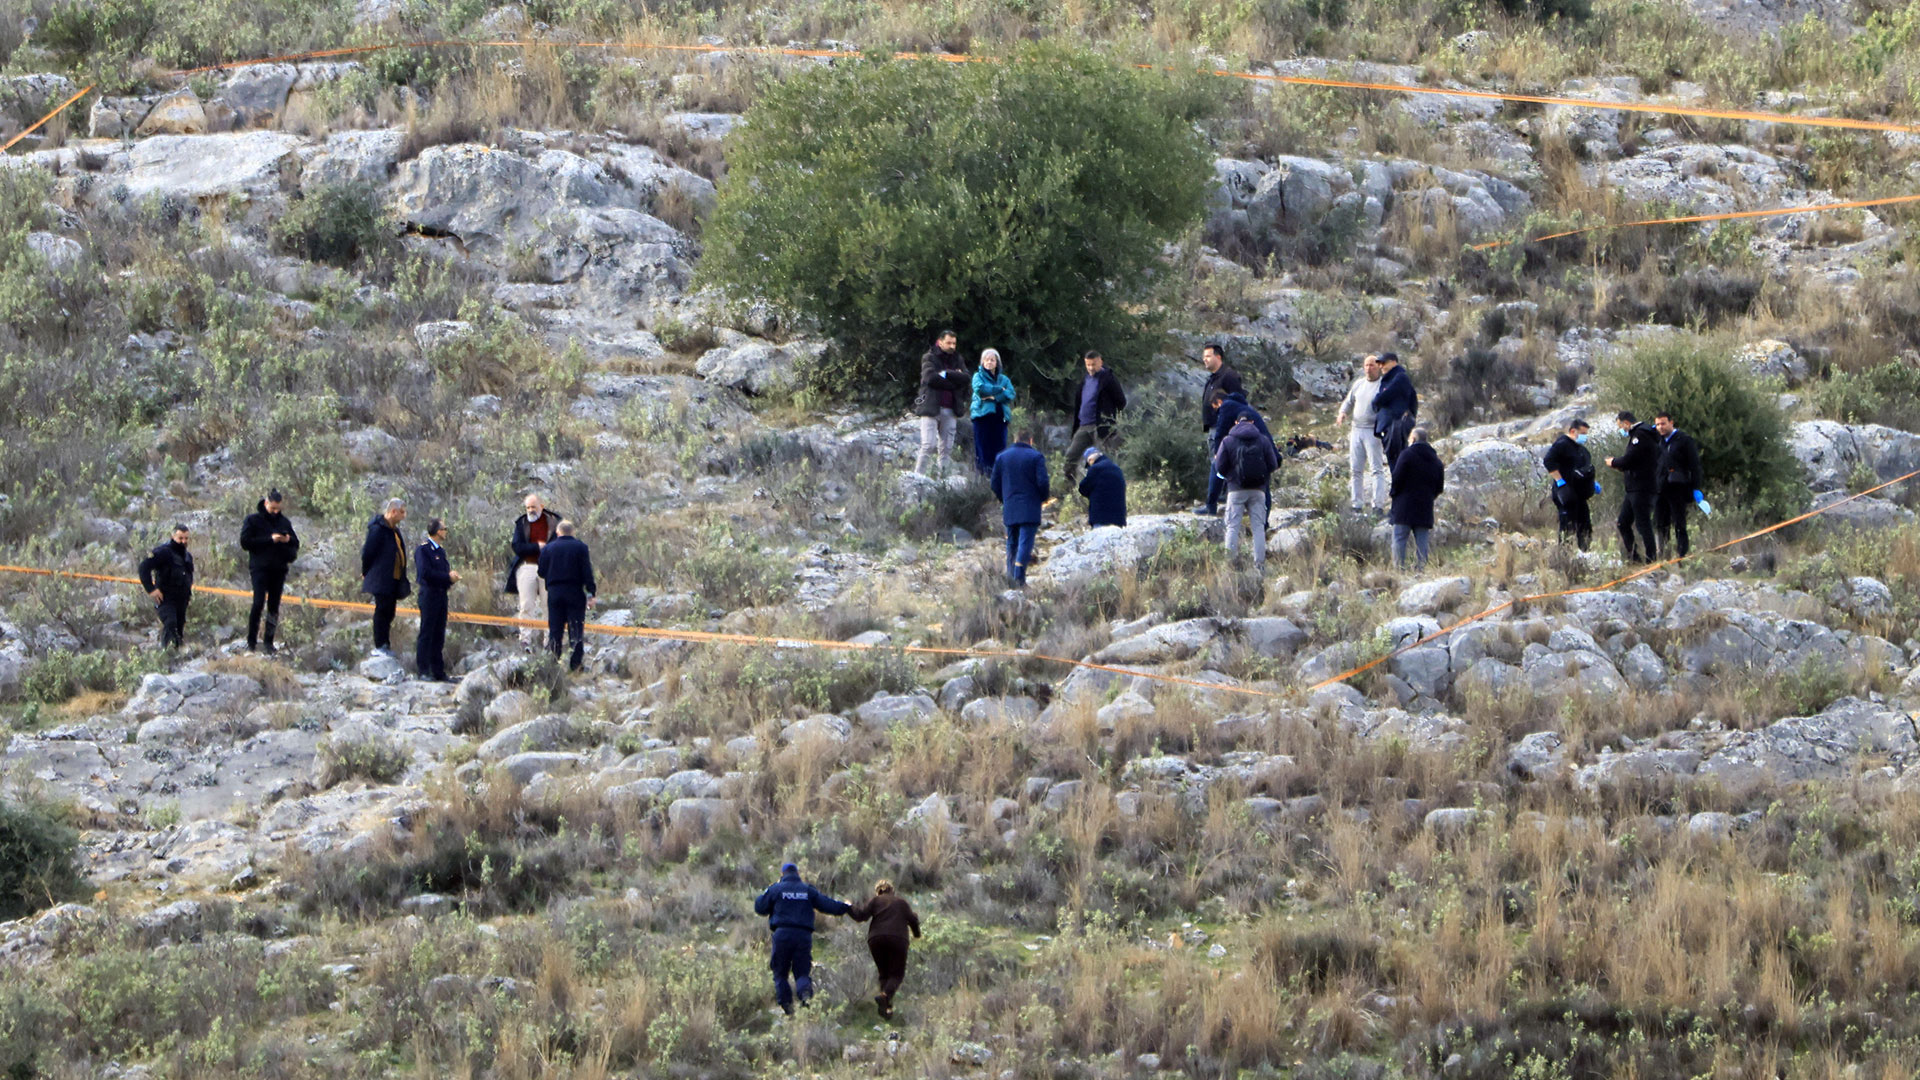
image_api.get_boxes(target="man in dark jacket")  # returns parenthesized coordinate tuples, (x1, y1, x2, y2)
(1542, 419, 1597, 551)
(1198, 342, 1242, 515)
(415, 518, 460, 682)
(1389, 428, 1445, 570)
(1653, 411, 1705, 559)
(238, 489, 299, 654)
(1078, 448, 1127, 528)
(752, 862, 852, 1015)
(914, 331, 967, 477)
(1215, 413, 1280, 571)
(1372, 352, 1418, 468)
(848, 880, 923, 1019)
(990, 429, 1050, 586)
(1212, 390, 1276, 535)
(138, 524, 195, 650)
(360, 499, 410, 656)
(505, 494, 563, 652)
(1064, 350, 1126, 485)
(1605, 410, 1659, 563)
(536, 520, 596, 671)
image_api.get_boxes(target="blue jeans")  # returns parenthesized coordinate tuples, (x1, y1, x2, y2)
(1005, 522, 1038, 584)
(972, 415, 1008, 475)
(1392, 524, 1430, 569)
(770, 928, 814, 1007)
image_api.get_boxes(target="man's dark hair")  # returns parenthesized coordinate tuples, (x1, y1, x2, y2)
(171, 523, 189, 534)
(1655, 410, 1673, 422)
(1202, 341, 1225, 359)
(426, 517, 445, 536)
(937, 329, 956, 340)
(1083, 349, 1102, 361)
(1569, 419, 1590, 431)
(1211, 391, 1229, 407)
(1380, 351, 1399, 365)
(1616, 410, 1636, 423)
(266, 488, 283, 502)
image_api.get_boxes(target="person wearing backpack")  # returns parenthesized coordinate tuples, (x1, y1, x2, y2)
(1214, 413, 1280, 571)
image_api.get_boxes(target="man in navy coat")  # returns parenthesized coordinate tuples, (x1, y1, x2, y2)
(1078, 448, 1128, 528)
(990, 429, 1050, 586)
(536, 519, 596, 671)
(753, 861, 852, 1015)
(414, 517, 460, 682)
(360, 498, 410, 656)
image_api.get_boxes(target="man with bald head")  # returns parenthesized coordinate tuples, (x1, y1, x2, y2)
(536, 519, 596, 672)
(507, 493, 564, 651)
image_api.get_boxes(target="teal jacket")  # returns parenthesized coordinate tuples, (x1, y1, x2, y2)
(971, 369, 1016, 421)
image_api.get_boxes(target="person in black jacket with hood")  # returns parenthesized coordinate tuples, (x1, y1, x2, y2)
(1078, 448, 1128, 527)
(1065, 350, 1127, 485)
(415, 518, 461, 682)
(1542, 420, 1597, 551)
(753, 861, 852, 1015)
(138, 524, 196, 650)
(238, 489, 300, 654)
(1389, 428, 1444, 570)
(1372, 352, 1418, 467)
(1605, 410, 1659, 563)
(1653, 411, 1705, 558)
(360, 499, 410, 655)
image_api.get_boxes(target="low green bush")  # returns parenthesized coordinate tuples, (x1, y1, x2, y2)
(270, 181, 393, 268)
(1814, 359, 1920, 431)
(0, 798, 86, 920)
(1112, 399, 1214, 509)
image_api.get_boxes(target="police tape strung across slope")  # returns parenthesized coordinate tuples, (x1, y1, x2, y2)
(0, 467, 1912, 703)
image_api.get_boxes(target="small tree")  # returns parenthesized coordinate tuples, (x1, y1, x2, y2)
(699, 44, 1219, 403)
(1598, 339, 1802, 520)
(271, 181, 394, 268)
(0, 798, 85, 920)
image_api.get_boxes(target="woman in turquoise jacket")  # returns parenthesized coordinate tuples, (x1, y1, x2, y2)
(970, 349, 1017, 475)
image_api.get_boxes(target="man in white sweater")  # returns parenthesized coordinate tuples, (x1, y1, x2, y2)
(1335, 354, 1387, 515)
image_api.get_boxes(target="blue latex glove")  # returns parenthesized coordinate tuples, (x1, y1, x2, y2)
(1553, 477, 1565, 487)
(1692, 489, 1704, 503)
(1593, 480, 1602, 494)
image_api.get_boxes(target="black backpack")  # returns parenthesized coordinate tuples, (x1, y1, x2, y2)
(1226, 433, 1273, 489)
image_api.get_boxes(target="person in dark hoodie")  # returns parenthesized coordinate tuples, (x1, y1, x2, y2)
(138, 523, 196, 650)
(1064, 350, 1126, 485)
(753, 861, 852, 1016)
(1389, 427, 1445, 570)
(360, 499, 410, 656)
(1197, 342, 1242, 515)
(914, 330, 968, 477)
(1371, 352, 1418, 468)
(1211, 389, 1275, 535)
(536, 519, 596, 671)
(238, 489, 299, 654)
(415, 518, 460, 682)
(848, 879, 923, 1019)
(1542, 419, 1597, 551)
(506, 493, 564, 652)
(990, 429, 1050, 586)
(1078, 447, 1128, 527)
(1605, 410, 1659, 563)
(1215, 412, 1280, 571)
(1653, 411, 1705, 559)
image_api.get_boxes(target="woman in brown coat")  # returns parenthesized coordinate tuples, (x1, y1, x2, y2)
(847, 880, 922, 1018)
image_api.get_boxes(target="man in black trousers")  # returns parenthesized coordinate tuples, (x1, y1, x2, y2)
(1605, 410, 1659, 563)
(239, 489, 299, 654)
(415, 518, 460, 682)
(1653, 411, 1705, 559)
(138, 523, 196, 650)
(360, 498, 411, 656)
(537, 519, 596, 671)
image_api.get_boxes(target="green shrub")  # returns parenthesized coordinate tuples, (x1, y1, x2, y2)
(0, 799, 86, 920)
(1597, 339, 1802, 519)
(1112, 399, 1214, 509)
(18, 649, 171, 705)
(315, 732, 410, 787)
(1814, 359, 1920, 431)
(676, 525, 795, 610)
(270, 181, 393, 268)
(700, 43, 1219, 404)
(1491, 0, 1592, 21)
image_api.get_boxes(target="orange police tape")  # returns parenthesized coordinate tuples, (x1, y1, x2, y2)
(1, 467, 1914, 701)
(0, 563, 1277, 701)
(1470, 191, 1920, 251)
(0, 82, 94, 153)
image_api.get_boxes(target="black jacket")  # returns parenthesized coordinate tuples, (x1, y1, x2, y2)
(1078, 455, 1128, 527)
(537, 535, 596, 598)
(504, 508, 563, 594)
(753, 871, 850, 933)
(913, 347, 967, 417)
(417, 540, 454, 595)
(1656, 429, 1704, 495)
(1608, 422, 1660, 493)
(360, 515, 411, 600)
(1201, 363, 1244, 431)
(1371, 364, 1417, 440)
(1542, 435, 1595, 502)
(1068, 368, 1128, 437)
(1215, 418, 1280, 491)
(238, 501, 300, 574)
(1389, 441, 1446, 530)
(138, 540, 195, 597)
(1210, 393, 1273, 445)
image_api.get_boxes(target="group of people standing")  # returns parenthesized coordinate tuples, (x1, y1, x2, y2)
(137, 492, 602, 679)
(1545, 411, 1706, 562)
(1335, 353, 1441, 569)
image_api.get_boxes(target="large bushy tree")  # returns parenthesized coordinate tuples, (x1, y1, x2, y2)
(699, 44, 1219, 402)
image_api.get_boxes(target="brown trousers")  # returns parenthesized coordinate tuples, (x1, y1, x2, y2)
(869, 935, 911, 997)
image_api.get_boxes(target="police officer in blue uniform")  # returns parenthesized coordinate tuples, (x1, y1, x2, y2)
(752, 861, 852, 1015)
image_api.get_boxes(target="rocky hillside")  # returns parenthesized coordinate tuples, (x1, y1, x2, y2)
(6, 1, 1920, 1077)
